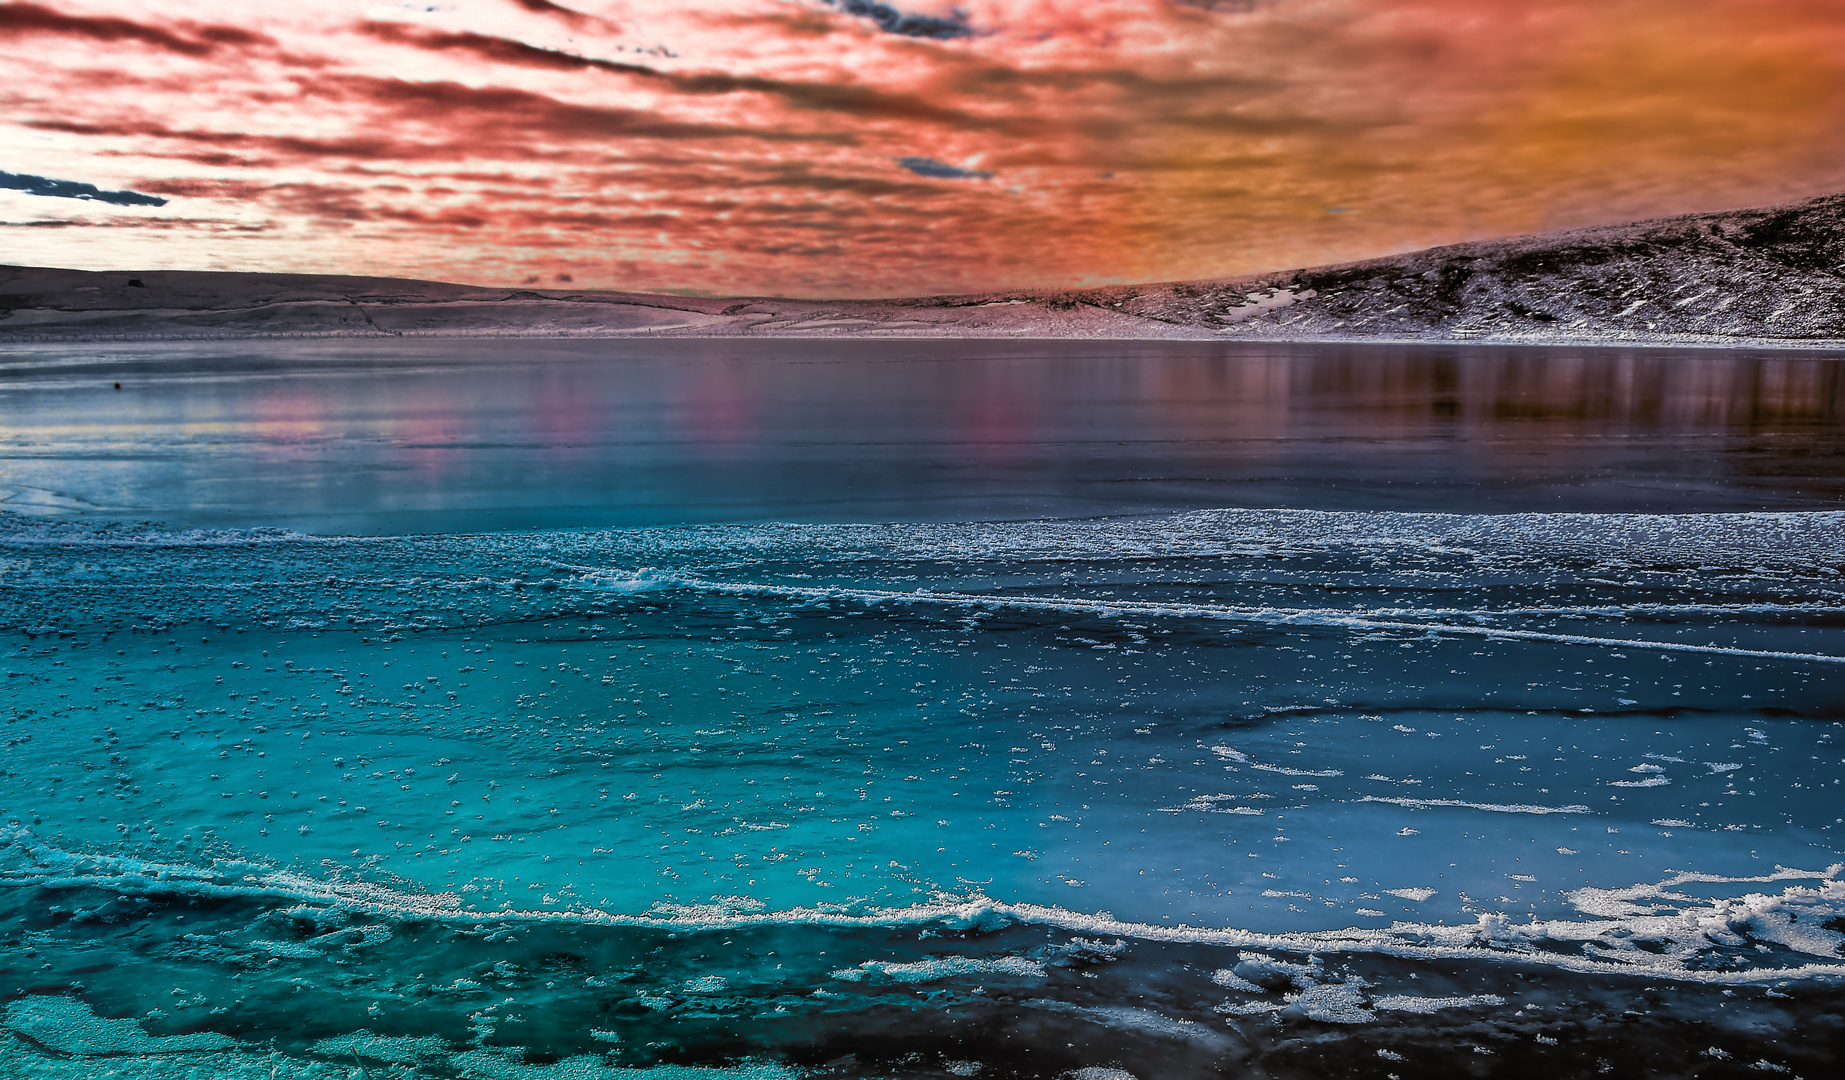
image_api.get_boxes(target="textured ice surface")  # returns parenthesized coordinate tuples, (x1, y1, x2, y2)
(2, 509, 1843, 1077)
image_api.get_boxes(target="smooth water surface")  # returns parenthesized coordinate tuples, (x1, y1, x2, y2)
(1, 340, 1843, 1080)
(0, 339, 1841, 530)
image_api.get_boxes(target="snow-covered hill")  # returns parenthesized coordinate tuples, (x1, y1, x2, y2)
(1105, 190, 1845, 344)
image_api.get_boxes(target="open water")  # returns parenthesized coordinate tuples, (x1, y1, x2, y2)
(0, 339, 1842, 1079)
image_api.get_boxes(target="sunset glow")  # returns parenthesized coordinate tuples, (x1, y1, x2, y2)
(5, 0, 1845, 295)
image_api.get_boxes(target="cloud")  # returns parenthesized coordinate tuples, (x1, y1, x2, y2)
(30, 75, 862, 167)
(132, 177, 269, 200)
(0, 169, 167, 206)
(354, 21, 658, 79)
(354, 22, 997, 130)
(7, 0, 1845, 298)
(0, 1, 272, 56)
(321, 75, 862, 147)
(733, 164, 948, 198)
(505, 0, 609, 32)
(896, 156, 992, 179)
(824, 1, 971, 40)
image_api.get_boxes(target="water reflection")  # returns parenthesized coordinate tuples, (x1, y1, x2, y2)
(0, 339, 1838, 532)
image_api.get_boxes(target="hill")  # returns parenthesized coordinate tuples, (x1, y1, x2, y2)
(4, 191, 1844, 345)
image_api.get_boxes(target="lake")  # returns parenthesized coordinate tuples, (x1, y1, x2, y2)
(1, 339, 1842, 1079)
(1, 339, 1842, 529)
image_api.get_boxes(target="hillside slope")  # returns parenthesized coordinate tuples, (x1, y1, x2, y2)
(3, 191, 1843, 345)
(1109, 190, 1845, 343)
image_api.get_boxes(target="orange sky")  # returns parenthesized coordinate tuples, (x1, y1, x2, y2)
(4, 0, 1844, 296)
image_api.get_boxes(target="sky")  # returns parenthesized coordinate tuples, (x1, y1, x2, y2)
(4, 0, 1845, 297)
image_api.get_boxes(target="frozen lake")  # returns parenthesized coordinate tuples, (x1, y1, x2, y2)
(1, 340, 1843, 1079)
(0, 339, 1842, 529)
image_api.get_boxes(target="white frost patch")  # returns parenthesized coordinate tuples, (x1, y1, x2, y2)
(1357, 796, 1590, 815)
(311, 1031, 452, 1064)
(253, 939, 324, 959)
(1041, 1002, 1215, 1043)
(1214, 999, 1285, 1015)
(1210, 967, 1265, 992)
(576, 568, 683, 594)
(1286, 981, 1374, 1023)
(647, 896, 769, 920)
(832, 955, 1046, 983)
(1251, 763, 1344, 777)
(1158, 794, 1264, 815)
(1564, 867, 1845, 957)
(1372, 993, 1507, 1014)
(1044, 937, 1126, 963)
(1232, 952, 1321, 989)
(3, 997, 236, 1056)
(449, 1049, 799, 1080)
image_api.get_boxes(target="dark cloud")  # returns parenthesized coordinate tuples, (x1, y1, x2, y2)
(0, 2, 272, 56)
(752, 241, 845, 256)
(506, 0, 605, 31)
(357, 21, 657, 77)
(0, 169, 167, 205)
(896, 156, 992, 179)
(824, 0, 970, 40)
(133, 177, 268, 199)
(734, 167, 947, 198)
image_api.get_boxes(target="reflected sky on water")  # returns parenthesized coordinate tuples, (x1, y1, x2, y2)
(0, 338, 1840, 532)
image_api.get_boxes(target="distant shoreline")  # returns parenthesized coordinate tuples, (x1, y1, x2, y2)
(6, 189, 1845, 349)
(4, 330, 1845, 353)
(3, 324, 1845, 354)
